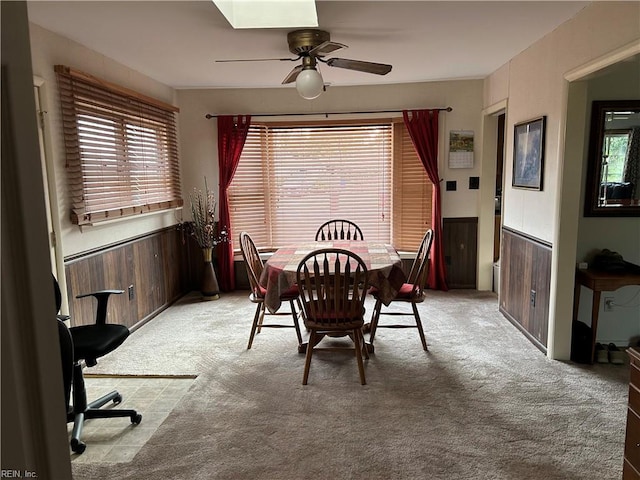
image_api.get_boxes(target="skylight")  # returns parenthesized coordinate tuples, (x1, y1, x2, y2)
(212, 0, 318, 29)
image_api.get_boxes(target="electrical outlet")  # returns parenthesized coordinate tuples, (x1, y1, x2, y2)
(530, 290, 536, 307)
(604, 297, 614, 312)
(128, 284, 135, 301)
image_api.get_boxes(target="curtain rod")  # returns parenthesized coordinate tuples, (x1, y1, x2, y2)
(205, 107, 452, 119)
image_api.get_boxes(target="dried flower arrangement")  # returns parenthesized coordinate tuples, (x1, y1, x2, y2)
(180, 178, 228, 249)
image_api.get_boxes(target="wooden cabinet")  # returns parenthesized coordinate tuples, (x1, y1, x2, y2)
(625, 348, 640, 479)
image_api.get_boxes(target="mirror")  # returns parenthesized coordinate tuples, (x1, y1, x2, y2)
(584, 99, 640, 217)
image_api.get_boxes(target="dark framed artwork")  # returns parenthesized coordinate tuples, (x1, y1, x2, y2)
(512, 116, 546, 190)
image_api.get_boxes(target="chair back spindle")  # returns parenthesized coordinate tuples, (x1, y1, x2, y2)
(298, 250, 367, 327)
(296, 248, 369, 384)
(315, 219, 364, 241)
(239, 231, 265, 299)
(406, 229, 434, 298)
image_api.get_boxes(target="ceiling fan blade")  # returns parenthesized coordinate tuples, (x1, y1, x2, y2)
(308, 41, 346, 57)
(282, 65, 303, 84)
(215, 57, 297, 63)
(326, 58, 392, 75)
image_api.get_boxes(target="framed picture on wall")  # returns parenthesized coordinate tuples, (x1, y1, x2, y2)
(512, 116, 546, 190)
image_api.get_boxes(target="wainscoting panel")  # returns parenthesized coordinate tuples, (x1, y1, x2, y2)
(443, 217, 478, 289)
(65, 227, 190, 330)
(499, 227, 552, 351)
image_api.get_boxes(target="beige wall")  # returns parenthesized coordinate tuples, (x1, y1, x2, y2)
(485, 1, 640, 243)
(177, 79, 485, 221)
(29, 23, 180, 258)
(483, 1, 640, 358)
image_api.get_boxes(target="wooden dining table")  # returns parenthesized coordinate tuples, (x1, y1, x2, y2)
(260, 240, 406, 315)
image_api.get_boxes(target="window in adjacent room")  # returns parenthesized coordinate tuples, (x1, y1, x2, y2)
(602, 130, 631, 183)
(55, 65, 182, 225)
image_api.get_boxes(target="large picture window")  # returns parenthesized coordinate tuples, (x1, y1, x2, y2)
(56, 65, 182, 225)
(229, 119, 432, 251)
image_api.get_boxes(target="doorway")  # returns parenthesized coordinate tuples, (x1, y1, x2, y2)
(491, 112, 506, 294)
(494, 113, 505, 262)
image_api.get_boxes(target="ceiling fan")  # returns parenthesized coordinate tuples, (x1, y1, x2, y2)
(216, 29, 392, 99)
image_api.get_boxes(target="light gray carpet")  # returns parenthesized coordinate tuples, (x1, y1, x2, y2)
(74, 289, 629, 479)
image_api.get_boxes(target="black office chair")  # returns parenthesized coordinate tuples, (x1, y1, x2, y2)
(54, 277, 141, 454)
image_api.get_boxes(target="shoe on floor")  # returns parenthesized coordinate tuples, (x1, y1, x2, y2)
(608, 343, 625, 365)
(595, 343, 608, 363)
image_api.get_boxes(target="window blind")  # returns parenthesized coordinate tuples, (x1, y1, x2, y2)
(229, 122, 392, 249)
(55, 65, 182, 225)
(392, 121, 433, 250)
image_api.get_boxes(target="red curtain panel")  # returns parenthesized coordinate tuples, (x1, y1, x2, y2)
(217, 115, 251, 291)
(403, 110, 448, 291)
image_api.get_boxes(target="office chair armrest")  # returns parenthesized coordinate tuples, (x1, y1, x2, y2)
(76, 290, 125, 325)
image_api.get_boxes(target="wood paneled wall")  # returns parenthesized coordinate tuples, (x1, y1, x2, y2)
(64, 227, 192, 331)
(499, 227, 552, 351)
(443, 217, 478, 289)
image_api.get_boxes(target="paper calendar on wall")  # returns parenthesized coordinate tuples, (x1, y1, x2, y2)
(449, 130, 474, 169)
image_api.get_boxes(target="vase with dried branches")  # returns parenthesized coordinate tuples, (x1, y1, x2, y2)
(180, 178, 228, 300)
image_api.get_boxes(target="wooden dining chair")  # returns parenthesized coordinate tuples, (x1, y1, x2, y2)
(296, 248, 369, 385)
(368, 229, 434, 351)
(239, 231, 303, 349)
(315, 219, 364, 241)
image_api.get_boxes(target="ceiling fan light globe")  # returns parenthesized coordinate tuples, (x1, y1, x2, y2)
(296, 68, 323, 100)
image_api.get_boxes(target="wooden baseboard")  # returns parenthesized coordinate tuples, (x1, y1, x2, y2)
(499, 305, 548, 355)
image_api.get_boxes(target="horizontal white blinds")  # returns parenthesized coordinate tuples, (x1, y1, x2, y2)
(392, 121, 433, 250)
(229, 123, 392, 249)
(56, 65, 182, 225)
(229, 127, 270, 247)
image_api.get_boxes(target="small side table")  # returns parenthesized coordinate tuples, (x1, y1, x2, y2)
(573, 268, 640, 364)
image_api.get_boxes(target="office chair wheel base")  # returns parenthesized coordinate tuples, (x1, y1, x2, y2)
(71, 439, 86, 454)
(113, 394, 123, 405)
(131, 413, 142, 424)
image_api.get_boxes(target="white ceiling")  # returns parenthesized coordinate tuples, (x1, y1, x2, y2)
(26, 1, 589, 90)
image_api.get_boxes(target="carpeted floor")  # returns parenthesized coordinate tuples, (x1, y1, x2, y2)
(73, 289, 629, 480)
